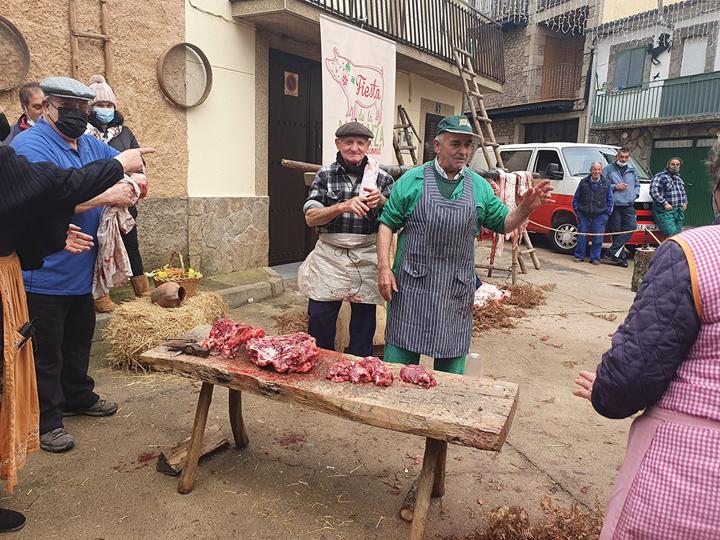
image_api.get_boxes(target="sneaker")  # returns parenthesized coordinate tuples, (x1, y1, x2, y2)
(64, 398, 118, 418)
(0, 508, 25, 532)
(617, 260, 629, 268)
(604, 253, 618, 263)
(40, 428, 75, 453)
(590, 260, 600, 265)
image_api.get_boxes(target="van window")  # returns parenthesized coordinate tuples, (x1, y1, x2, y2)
(499, 150, 532, 171)
(534, 150, 563, 177)
(562, 147, 651, 181)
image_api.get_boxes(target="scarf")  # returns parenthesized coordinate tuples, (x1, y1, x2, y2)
(85, 122, 122, 144)
(336, 152, 368, 178)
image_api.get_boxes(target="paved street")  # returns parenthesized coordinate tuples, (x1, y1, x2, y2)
(3, 242, 637, 539)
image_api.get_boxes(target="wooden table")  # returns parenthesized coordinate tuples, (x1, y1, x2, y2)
(141, 326, 519, 539)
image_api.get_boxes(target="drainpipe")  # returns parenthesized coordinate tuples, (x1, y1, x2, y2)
(583, 45, 597, 143)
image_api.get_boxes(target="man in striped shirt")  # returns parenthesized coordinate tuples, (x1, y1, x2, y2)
(651, 157, 688, 236)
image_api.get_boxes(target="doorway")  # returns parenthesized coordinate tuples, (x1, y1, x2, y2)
(524, 119, 579, 143)
(267, 49, 322, 265)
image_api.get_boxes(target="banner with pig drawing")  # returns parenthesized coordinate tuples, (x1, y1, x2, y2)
(320, 15, 396, 164)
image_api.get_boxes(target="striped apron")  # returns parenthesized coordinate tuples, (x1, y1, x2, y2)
(385, 164, 476, 358)
(601, 226, 720, 539)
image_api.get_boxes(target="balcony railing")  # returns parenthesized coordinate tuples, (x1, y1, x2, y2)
(301, 0, 505, 83)
(484, 63, 582, 109)
(592, 71, 720, 127)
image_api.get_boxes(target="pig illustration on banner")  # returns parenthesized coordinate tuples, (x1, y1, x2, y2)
(324, 48, 384, 124)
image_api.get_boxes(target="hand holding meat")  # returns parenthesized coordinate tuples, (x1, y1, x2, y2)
(573, 370, 595, 401)
(64, 224, 94, 254)
(114, 147, 155, 175)
(362, 187, 382, 209)
(341, 195, 370, 217)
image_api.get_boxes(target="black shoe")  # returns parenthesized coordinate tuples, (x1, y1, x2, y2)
(617, 260, 629, 268)
(0, 508, 26, 533)
(63, 398, 118, 418)
(604, 253, 618, 263)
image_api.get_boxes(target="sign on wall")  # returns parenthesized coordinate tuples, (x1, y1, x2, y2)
(320, 15, 396, 164)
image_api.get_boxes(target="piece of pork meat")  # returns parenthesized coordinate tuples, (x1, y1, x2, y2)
(400, 365, 437, 389)
(327, 356, 394, 387)
(201, 318, 266, 358)
(246, 332, 319, 373)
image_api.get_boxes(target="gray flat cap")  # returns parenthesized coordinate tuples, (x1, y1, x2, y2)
(40, 76, 96, 101)
(335, 121, 373, 139)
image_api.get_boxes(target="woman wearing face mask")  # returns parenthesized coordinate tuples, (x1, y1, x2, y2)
(86, 75, 149, 311)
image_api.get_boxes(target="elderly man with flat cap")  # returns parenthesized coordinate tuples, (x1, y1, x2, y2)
(299, 121, 394, 356)
(11, 76, 136, 453)
(377, 115, 553, 374)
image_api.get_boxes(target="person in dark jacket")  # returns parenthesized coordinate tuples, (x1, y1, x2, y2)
(0, 105, 9, 143)
(0, 145, 151, 532)
(572, 162, 613, 264)
(86, 74, 149, 311)
(603, 147, 640, 267)
(2, 83, 46, 147)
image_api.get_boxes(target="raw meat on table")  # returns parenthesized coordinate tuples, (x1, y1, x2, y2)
(327, 356, 394, 387)
(246, 332, 319, 373)
(201, 318, 266, 358)
(400, 365, 437, 389)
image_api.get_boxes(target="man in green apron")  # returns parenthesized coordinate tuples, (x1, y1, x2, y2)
(299, 122, 394, 356)
(377, 115, 553, 374)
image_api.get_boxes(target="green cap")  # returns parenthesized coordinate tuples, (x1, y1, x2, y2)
(436, 115, 478, 137)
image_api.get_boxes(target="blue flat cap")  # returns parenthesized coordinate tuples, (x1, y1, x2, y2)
(40, 76, 96, 101)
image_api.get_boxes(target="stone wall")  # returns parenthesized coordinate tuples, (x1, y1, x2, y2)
(187, 197, 270, 276)
(484, 26, 530, 109)
(490, 118, 518, 144)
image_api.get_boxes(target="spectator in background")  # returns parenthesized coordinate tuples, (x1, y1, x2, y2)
(711, 138, 720, 223)
(651, 157, 687, 236)
(603, 147, 640, 268)
(3, 83, 45, 146)
(86, 74, 149, 308)
(572, 162, 613, 265)
(0, 106, 10, 142)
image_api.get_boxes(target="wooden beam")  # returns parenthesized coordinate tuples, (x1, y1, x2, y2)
(156, 424, 229, 476)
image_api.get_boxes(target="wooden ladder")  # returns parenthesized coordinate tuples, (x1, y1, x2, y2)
(393, 104, 420, 166)
(69, 0, 113, 81)
(453, 48, 541, 284)
(453, 47, 503, 170)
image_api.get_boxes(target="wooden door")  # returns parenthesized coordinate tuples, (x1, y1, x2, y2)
(268, 50, 322, 265)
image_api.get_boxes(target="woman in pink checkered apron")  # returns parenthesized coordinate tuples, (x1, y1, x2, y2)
(574, 221, 720, 539)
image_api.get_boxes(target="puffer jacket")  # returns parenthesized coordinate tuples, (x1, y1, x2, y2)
(591, 240, 701, 419)
(602, 161, 640, 207)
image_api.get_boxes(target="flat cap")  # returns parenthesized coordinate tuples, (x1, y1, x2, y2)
(335, 121, 373, 139)
(40, 76, 96, 101)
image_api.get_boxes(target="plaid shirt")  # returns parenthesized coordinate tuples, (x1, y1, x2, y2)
(650, 169, 688, 207)
(303, 160, 394, 234)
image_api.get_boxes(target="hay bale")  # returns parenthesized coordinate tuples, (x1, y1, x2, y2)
(105, 292, 228, 370)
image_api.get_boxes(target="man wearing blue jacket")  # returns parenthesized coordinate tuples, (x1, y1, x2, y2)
(603, 147, 640, 268)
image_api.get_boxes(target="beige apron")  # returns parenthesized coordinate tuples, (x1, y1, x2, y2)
(298, 233, 383, 305)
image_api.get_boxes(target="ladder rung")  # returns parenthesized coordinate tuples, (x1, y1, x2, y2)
(472, 117, 492, 124)
(461, 68, 477, 77)
(396, 145, 417, 151)
(393, 124, 412, 129)
(73, 31, 110, 41)
(454, 47, 472, 57)
(469, 91, 484, 99)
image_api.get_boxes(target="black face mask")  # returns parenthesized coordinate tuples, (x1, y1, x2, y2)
(54, 107, 89, 139)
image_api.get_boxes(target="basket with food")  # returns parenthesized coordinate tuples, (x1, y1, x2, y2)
(146, 251, 203, 297)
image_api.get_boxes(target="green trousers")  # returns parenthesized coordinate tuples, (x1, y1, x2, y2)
(383, 342, 466, 374)
(653, 204, 684, 236)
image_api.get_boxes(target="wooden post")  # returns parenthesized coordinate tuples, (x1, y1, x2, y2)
(431, 441, 447, 498)
(410, 438, 444, 540)
(631, 247, 656, 292)
(511, 245, 519, 285)
(228, 389, 249, 449)
(178, 382, 214, 494)
(99, 0, 113, 81)
(68, 0, 80, 78)
(522, 231, 541, 270)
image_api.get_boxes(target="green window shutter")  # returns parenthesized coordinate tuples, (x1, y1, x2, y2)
(627, 48, 645, 88)
(614, 49, 631, 89)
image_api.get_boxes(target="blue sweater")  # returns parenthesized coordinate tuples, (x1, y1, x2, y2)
(12, 119, 119, 295)
(602, 162, 640, 207)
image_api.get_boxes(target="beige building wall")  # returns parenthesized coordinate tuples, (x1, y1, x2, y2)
(185, 0, 257, 197)
(0, 0, 189, 271)
(394, 71, 463, 163)
(601, 0, 685, 24)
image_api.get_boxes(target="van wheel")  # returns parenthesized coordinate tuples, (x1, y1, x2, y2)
(548, 215, 578, 254)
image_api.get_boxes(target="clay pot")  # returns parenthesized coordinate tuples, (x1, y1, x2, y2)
(150, 282, 186, 308)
